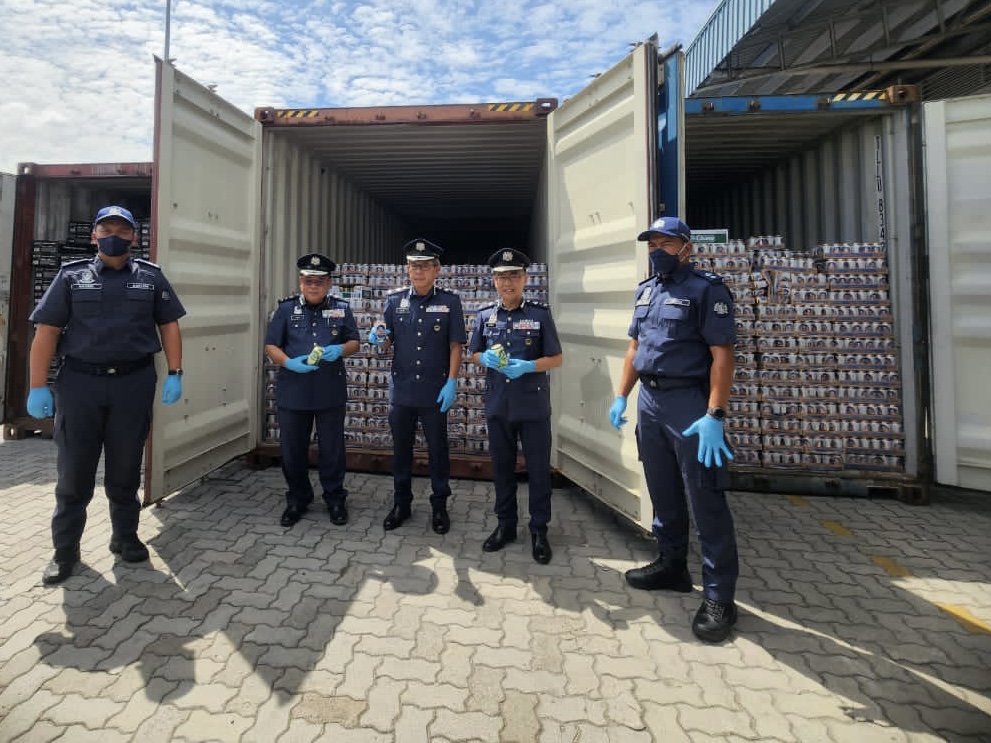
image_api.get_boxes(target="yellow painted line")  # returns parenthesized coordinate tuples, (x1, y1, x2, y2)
(820, 519, 854, 537)
(870, 555, 913, 577)
(786, 495, 810, 507)
(935, 604, 991, 635)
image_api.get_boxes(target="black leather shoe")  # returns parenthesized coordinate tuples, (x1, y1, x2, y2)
(531, 533, 553, 564)
(383, 505, 412, 531)
(431, 504, 450, 534)
(109, 535, 150, 563)
(42, 548, 79, 586)
(280, 505, 305, 527)
(328, 502, 348, 526)
(482, 525, 517, 552)
(692, 598, 738, 643)
(624, 556, 693, 592)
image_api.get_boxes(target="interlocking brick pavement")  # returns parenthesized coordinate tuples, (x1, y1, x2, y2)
(1, 436, 990, 742)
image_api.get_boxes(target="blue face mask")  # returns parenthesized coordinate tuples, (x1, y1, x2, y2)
(97, 235, 132, 257)
(649, 248, 683, 276)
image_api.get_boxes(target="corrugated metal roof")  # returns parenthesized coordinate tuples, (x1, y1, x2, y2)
(272, 121, 547, 221)
(686, 0, 991, 100)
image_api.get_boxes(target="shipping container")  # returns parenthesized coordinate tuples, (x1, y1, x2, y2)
(6, 43, 989, 534)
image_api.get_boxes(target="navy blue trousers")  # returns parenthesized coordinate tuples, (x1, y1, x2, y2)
(51, 364, 156, 552)
(636, 384, 739, 603)
(487, 416, 552, 534)
(389, 404, 450, 507)
(278, 406, 347, 509)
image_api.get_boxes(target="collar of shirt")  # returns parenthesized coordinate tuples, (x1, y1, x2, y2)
(660, 264, 693, 285)
(408, 286, 437, 302)
(498, 298, 527, 313)
(92, 256, 137, 275)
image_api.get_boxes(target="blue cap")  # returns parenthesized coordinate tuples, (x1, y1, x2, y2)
(93, 205, 136, 229)
(487, 248, 531, 272)
(637, 216, 691, 242)
(297, 253, 336, 275)
(403, 238, 444, 262)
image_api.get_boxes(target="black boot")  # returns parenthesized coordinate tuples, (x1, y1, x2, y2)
(624, 556, 692, 592)
(692, 598, 738, 643)
(109, 535, 150, 562)
(42, 546, 80, 586)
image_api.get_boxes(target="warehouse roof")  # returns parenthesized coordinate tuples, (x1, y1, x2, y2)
(686, 0, 991, 100)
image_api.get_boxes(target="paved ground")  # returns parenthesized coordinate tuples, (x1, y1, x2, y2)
(0, 436, 989, 743)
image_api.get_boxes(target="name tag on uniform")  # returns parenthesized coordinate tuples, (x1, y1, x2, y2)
(71, 283, 102, 290)
(323, 309, 345, 318)
(665, 298, 691, 307)
(126, 282, 155, 291)
(514, 320, 540, 330)
(425, 305, 450, 313)
(635, 287, 652, 306)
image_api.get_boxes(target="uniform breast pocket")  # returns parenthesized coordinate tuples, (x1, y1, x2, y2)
(125, 288, 154, 315)
(659, 304, 691, 334)
(71, 291, 102, 317)
(429, 313, 449, 333)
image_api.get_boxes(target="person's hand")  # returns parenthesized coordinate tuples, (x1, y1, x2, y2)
(27, 387, 54, 418)
(284, 355, 319, 374)
(682, 415, 734, 468)
(437, 378, 457, 413)
(367, 327, 390, 346)
(608, 396, 627, 430)
(502, 358, 536, 379)
(162, 375, 183, 405)
(479, 349, 503, 370)
(321, 345, 344, 363)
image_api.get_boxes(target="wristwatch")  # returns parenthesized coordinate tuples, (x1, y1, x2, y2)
(706, 406, 726, 420)
(167, 369, 183, 376)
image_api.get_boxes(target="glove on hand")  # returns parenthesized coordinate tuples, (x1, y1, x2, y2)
(502, 358, 536, 379)
(608, 396, 627, 430)
(367, 327, 390, 346)
(436, 378, 457, 413)
(682, 415, 734, 468)
(27, 387, 54, 418)
(162, 375, 183, 405)
(479, 349, 503, 370)
(284, 355, 320, 374)
(321, 345, 344, 363)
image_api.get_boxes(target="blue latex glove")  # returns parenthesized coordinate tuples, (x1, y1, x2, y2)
(27, 387, 54, 418)
(608, 396, 627, 430)
(436, 378, 457, 413)
(682, 415, 735, 468)
(321, 345, 344, 363)
(284, 355, 320, 374)
(367, 327, 390, 346)
(502, 358, 536, 380)
(162, 374, 183, 405)
(479, 349, 502, 370)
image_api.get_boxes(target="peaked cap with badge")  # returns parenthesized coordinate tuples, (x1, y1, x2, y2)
(402, 238, 444, 262)
(487, 248, 532, 272)
(637, 216, 692, 242)
(93, 205, 137, 230)
(297, 253, 336, 276)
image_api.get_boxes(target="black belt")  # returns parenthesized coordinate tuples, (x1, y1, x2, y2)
(639, 374, 703, 390)
(63, 356, 154, 376)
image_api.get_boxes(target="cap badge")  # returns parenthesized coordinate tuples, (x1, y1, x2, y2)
(502, 250, 513, 262)
(310, 256, 320, 266)
(415, 242, 426, 252)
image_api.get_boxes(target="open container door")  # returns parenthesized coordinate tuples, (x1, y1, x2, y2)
(547, 40, 676, 530)
(145, 59, 263, 504)
(925, 93, 991, 494)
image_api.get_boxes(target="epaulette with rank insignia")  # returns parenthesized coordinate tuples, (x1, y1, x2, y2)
(134, 258, 161, 269)
(327, 295, 349, 306)
(525, 299, 550, 310)
(692, 269, 724, 284)
(477, 302, 498, 312)
(60, 258, 91, 268)
(387, 286, 407, 295)
(637, 275, 657, 286)
(435, 286, 457, 295)
(277, 293, 300, 304)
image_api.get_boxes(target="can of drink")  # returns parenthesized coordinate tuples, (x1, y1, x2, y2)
(306, 344, 324, 365)
(490, 343, 509, 368)
(374, 322, 388, 342)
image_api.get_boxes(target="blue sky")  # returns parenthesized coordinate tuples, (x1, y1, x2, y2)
(0, 0, 717, 173)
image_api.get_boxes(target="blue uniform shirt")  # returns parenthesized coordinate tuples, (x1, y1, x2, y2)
(468, 299, 562, 421)
(384, 285, 467, 407)
(265, 294, 360, 410)
(629, 264, 736, 380)
(29, 255, 186, 362)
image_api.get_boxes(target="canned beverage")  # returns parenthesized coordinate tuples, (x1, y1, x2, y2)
(306, 344, 324, 365)
(490, 343, 509, 368)
(374, 322, 388, 342)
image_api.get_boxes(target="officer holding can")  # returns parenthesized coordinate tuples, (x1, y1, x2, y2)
(26, 205, 186, 585)
(367, 239, 466, 534)
(469, 249, 562, 564)
(264, 253, 360, 528)
(608, 216, 740, 643)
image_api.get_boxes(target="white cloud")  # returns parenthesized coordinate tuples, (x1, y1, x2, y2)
(0, 0, 715, 172)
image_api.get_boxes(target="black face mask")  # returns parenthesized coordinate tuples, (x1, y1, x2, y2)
(649, 248, 683, 276)
(97, 235, 132, 257)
